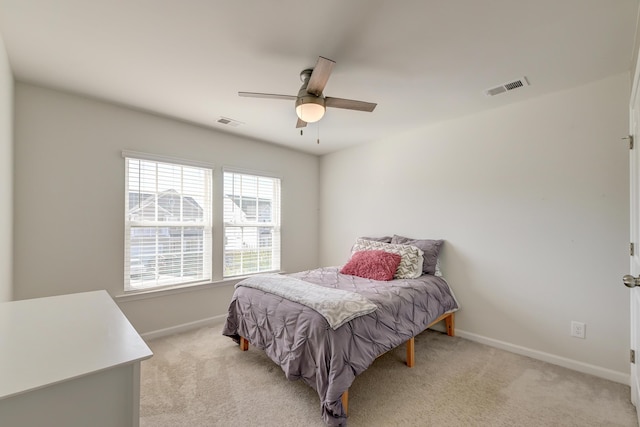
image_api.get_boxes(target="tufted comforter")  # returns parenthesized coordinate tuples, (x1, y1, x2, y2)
(235, 274, 378, 329)
(222, 266, 459, 426)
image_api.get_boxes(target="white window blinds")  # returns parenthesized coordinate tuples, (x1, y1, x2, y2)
(223, 171, 281, 277)
(124, 156, 212, 291)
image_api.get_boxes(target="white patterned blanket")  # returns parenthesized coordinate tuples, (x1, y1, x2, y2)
(235, 274, 377, 330)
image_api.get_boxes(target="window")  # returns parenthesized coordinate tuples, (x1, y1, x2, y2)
(124, 154, 212, 292)
(223, 170, 281, 277)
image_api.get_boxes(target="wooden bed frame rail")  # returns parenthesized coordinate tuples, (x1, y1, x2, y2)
(239, 311, 455, 416)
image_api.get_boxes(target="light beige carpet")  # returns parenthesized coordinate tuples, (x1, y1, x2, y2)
(140, 324, 638, 426)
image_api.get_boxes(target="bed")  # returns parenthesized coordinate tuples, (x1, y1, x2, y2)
(222, 236, 459, 426)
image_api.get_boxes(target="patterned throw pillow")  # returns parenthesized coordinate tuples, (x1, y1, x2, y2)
(358, 236, 393, 243)
(390, 235, 443, 275)
(340, 250, 402, 281)
(352, 238, 424, 279)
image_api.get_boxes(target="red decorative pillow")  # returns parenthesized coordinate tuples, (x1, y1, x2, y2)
(340, 250, 402, 281)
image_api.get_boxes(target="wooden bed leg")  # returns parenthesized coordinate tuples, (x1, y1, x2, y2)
(239, 336, 249, 351)
(406, 337, 415, 367)
(445, 313, 455, 337)
(341, 390, 349, 415)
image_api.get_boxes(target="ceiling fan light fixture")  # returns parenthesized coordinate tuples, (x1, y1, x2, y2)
(295, 95, 325, 123)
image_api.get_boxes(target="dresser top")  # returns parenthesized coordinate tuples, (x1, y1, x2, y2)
(0, 290, 153, 399)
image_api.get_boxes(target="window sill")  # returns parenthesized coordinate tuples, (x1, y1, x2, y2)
(114, 271, 285, 303)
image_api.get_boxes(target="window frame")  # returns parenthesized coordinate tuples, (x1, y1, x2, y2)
(222, 168, 281, 278)
(123, 151, 213, 293)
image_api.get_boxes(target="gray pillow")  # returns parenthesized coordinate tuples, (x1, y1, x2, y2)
(390, 235, 443, 275)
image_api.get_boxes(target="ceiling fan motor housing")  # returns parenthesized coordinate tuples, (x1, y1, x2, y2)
(299, 68, 313, 83)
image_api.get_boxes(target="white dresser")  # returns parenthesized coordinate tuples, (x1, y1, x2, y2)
(0, 290, 153, 427)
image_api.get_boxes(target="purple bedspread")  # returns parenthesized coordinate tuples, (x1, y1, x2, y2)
(222, 266, 459, 426)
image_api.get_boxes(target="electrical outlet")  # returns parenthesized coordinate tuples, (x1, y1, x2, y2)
(571, 321, 586, 339)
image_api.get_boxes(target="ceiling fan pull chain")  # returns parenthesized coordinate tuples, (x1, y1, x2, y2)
(317, 123, 320, 144)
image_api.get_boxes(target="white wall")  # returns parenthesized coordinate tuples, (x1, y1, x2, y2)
(0, 34, 13, 303)
(12, 72, 632, 379)
(320, 73, 631, 378)
(13, 83, 319, 333)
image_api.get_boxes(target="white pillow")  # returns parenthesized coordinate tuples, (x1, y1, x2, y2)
(352, 238, 424, 279)
(435, 259, 442, 277)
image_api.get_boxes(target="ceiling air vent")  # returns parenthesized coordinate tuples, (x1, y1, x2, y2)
(216, 117, 243, 127)
(484, 77, 529, 97)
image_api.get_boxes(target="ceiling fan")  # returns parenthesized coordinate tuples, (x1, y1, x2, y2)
(239, 56, 377, 128)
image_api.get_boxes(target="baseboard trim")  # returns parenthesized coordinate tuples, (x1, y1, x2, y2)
(141, 314, 227, 340)
(456, 329, 630, 385)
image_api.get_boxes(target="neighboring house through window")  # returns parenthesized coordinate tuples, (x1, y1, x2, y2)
(124, 153, 213, 292)
(223, 170, 281, 277)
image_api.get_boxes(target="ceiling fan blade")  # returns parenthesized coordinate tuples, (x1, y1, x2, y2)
(296, 118, 308, 128)
(306, 56, 335, 96)
(238, 92, 297, 101)
(325, 97, 377, 112)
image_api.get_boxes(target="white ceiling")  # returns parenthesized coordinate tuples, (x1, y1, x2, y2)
(0, 0, 638, 155)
